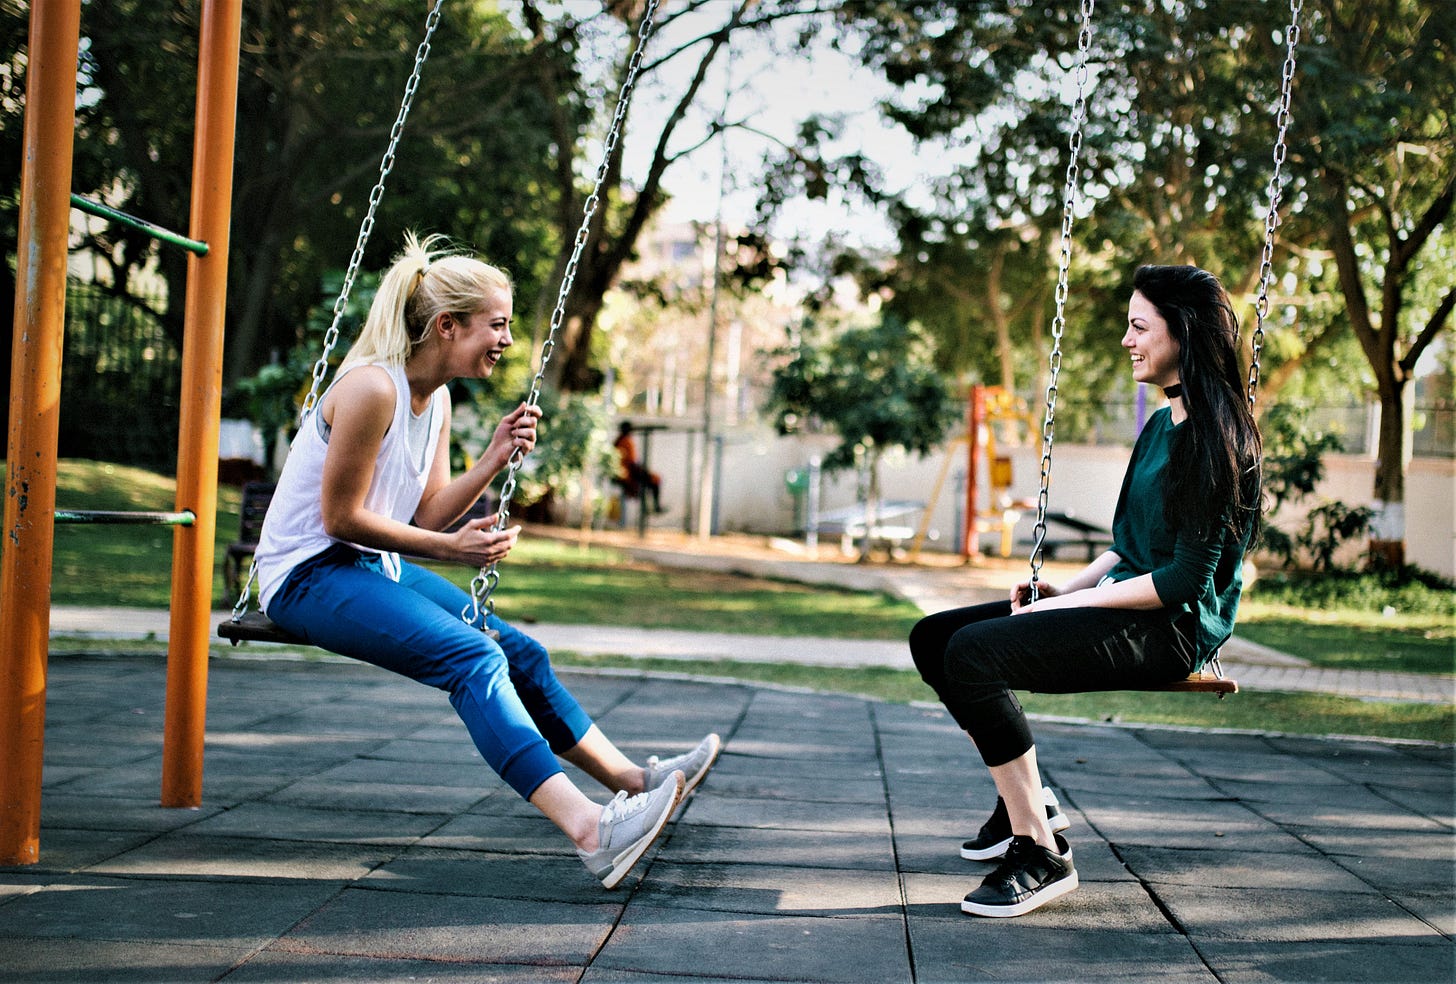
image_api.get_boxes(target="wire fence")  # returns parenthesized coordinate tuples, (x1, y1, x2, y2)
(60, 280, 181, 473)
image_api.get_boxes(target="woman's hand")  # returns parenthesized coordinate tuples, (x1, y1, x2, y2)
(445, 513, 521, 567)
(1009, 578, 1061, 615)
(485, 403, 542, 472)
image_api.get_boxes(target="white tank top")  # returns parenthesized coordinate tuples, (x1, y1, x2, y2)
(254, 362, 446, 611)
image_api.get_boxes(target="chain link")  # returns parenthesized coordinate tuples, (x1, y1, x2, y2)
(231, 0, 445, 622)
(1028, 0, 1096, 602)
(463, 0, 661, 626)
(1248, 0, 1302, 411)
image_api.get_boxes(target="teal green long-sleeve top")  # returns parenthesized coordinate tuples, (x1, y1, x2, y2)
(1104, 407, 1250, 669)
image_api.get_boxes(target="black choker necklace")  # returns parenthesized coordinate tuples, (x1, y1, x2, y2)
(1163, 384, 1184, 399)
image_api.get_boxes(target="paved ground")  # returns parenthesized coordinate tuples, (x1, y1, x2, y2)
(7, 530, 1452, 981)
(2, 650, 1452, 983)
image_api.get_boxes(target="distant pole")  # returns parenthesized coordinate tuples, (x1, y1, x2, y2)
(695, 42, 732, 540)
(0, 0, 82, 867)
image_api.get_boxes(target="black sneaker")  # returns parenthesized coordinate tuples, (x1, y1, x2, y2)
(960, 787, 1071, 861)
(961, 833, 1078, 917)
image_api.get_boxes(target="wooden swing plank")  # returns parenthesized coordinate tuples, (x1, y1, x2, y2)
(1154, 673, 1239, 695)
(217, 611, 306, 646)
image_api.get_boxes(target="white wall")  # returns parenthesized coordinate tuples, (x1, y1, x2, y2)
(575, 424, 1455, 579)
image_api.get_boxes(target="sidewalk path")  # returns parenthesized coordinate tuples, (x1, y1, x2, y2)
(2, 651, 1451, 982)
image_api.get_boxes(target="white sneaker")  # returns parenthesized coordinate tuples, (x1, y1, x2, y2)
(644, 733, 721, 796)
(577, 771, 684, 889)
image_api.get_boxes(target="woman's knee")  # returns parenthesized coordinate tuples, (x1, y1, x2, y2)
(908, 615, 952, 683)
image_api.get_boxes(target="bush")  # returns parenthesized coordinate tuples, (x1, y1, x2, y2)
(1259, 403, 1372, 572)
(1248, 566, 1455, 617)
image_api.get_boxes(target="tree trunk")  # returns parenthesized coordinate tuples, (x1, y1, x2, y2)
(1367, 375, 1408, 570)
(858, 448, 883, 565)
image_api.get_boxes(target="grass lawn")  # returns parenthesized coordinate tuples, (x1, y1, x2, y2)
(24, 460, 1456, 743)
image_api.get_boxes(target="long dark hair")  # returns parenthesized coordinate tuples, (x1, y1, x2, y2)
(1133, 265, 1262, 544)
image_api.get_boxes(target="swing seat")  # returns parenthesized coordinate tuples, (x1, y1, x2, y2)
(217, 610, 501, 646)
(1155, 672, 1239, 696)
(218, 611, 305, 646)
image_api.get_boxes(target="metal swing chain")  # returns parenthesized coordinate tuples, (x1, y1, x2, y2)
(462, 0, 660, 627)
(1028, 0, 1096, 603)
(231, 0, 445, 622)
(1247, 0, 1302, 411)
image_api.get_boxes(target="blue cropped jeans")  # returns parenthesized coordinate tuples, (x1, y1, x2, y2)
(265, 544, 592, 800)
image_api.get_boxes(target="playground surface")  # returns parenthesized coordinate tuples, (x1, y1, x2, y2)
(1, 649, 1452, 983)
(4, 529, 1453, 981)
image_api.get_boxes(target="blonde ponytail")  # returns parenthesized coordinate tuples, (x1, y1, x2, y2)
(340, 231, 513, 371)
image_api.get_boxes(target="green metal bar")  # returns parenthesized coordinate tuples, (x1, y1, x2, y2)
(68, 193, 209, 256)
(53, 509, 195, 526)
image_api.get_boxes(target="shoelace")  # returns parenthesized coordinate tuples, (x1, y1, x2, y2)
(603, 789, 650, 822)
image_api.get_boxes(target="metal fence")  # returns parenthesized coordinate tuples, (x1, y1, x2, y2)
(60, 280, 181, 472)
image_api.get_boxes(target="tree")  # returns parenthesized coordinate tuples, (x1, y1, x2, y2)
(764, 315, 957, 562)
(1292, 0, 1454, 568)
(3, 0, 565, 390)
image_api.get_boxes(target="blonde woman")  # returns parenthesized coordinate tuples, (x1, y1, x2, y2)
(254, 233, 719, 888)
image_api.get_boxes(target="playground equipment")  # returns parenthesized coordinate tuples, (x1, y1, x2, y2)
(2, 0, 243, 864)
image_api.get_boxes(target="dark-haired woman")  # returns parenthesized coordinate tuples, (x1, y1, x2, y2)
(909, 265, 1262, 918)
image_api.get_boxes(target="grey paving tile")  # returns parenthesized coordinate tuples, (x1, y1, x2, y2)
(274, 886, 618, 965)
(419, 811, 576, 855)
(230, 954, 576, 983)
(87, 832, 401, 883)
(583, 972, 775, 983)
(655, 820, 896, 871)
(362, 845, 616, 903)
(265, 777, 491, 814)
(1329, 851, 1456, 895)
(695, 769, 886, 805)
(185, 802, 447, 846)
(0, 872, 47, 903)
(592, 904, 911, 983)
(229, 951, 579, 983)
(0, 938, 251, 984)
(313, 756, 501, 788)
(20, 792, 224, 832)
(904, 871, 1172, 931)
(632, 860, 903, 917)
(683, 794, 892, 836)
(356, 735, 491, 765)
(908, 920, 1214, 983)
(1156, 884, 1445, 943)
(0, 875, 340, 947)
(1072, 792, 1317, 854)
(1120, 844, 1374, 892)
(712, 750, 883, 780)
(1196, 939, 1456, 983)
(0, 825, 155, 873)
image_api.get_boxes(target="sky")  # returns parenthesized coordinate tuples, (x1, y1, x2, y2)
(609, 5, 924, 251)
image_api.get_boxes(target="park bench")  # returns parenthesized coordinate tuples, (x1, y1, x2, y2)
(223, 481, 275, 599)
(810, 500, 927, 555)
(1022, 510, 1115, 562)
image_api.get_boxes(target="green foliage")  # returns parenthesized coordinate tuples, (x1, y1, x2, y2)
(224, 270, 380, 445)
(764, 315, 958, 471)
(1248, 566, 1456, 618)
(452, 383, 615, 509)
(1258, 403, 1373, 571)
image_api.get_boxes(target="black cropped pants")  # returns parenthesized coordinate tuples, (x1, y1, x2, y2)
(908, 601, 1195, 768)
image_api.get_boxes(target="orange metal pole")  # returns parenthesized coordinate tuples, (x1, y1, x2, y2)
(161, 0, 242, 808)
(0, 0, 82, 866)
(962, 385, 985, 560)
